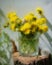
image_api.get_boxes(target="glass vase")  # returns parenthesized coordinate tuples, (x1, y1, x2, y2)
(18, 33, 39, 56)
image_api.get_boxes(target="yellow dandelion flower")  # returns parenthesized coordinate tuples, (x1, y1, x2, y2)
(40, 18, 46, 24)
(42, 25, 48, 32)
(31, 22, 37, 26)
(31, 22, 37, 29)
(24, 29, 30, 35)
(9, 16, 18, 22)
(38, 25, 43, 33)
(7, 12, 17, 18)
(31, 22, 37, 33)
(36, 19, 40, 25)
(20, 23, 31, 31)
(7, 12, 19, 23)
(36, 7, 43, 15)
(24, 12, 35, 21)
(36, 18, 46, 25)
(38, 25, 48, 33)
(31, 28, 36, 33)
(29, 12, 34, 16)
(32, 16, 37, 21)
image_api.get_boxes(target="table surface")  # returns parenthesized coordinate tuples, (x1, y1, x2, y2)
(12, 52, 48, 65)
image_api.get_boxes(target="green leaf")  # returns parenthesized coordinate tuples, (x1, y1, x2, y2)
(0, 31, 11, 65)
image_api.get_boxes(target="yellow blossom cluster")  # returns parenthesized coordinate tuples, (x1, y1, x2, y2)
(19, 17, 48, 34)
(7, 12, 22, 31)
(5, 7, 48, 35)
(24, 13, 37, 22)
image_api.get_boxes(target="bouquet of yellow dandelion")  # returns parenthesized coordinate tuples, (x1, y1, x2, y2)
(4, 7, 48, 56)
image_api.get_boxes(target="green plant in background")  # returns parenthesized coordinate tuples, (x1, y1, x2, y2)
(0, 9, 12, 65)
(0, 32, 12, 65)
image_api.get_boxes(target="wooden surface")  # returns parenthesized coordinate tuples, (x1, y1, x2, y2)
(12, 52, 52, 65)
